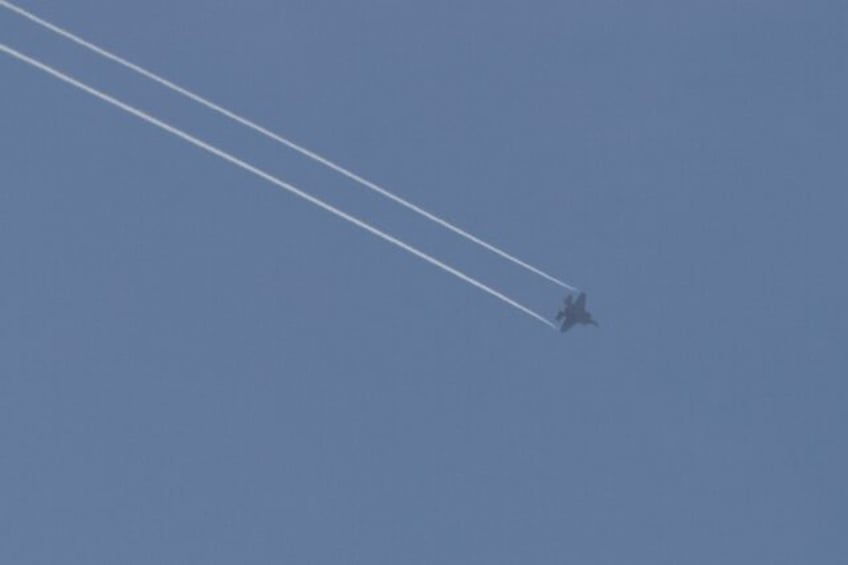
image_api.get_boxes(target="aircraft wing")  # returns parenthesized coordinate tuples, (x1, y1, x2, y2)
(560, 317, 577, 332)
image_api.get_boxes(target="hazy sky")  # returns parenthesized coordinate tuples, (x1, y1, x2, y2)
(2, 1, 846, 563)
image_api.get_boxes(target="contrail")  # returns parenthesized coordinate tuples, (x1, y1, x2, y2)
(0, 0, 577, 292)
(0, 43, 557, 329)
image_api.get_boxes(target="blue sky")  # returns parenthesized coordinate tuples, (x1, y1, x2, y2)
(2, 1, 846, 563)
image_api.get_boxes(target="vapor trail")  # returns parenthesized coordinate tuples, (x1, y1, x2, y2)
(1, 43, 557, 329)
(0, 0, 577, 292)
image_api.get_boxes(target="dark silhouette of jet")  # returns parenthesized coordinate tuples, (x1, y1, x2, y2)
(555, 292, 598, 333)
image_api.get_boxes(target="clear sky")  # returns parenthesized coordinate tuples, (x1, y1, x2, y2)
(2, 1, 846, 563)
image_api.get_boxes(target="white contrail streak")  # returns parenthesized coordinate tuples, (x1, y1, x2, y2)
(0, 0, 577, 292)
(0, 43, 557, 329)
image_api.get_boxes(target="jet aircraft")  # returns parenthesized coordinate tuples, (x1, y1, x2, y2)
(555, 292, 598, 333)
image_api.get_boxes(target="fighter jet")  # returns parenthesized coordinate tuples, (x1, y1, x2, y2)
(555, 292, 598, 333)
